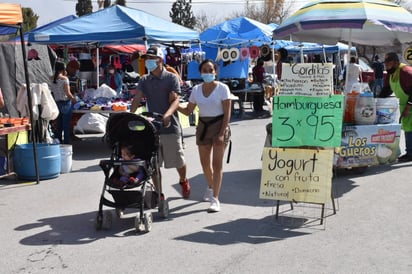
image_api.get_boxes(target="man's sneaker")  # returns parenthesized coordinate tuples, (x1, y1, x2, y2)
(179, 179, 191, 198)
(208, 197, 220, 213)
(203, 187, 213, 202)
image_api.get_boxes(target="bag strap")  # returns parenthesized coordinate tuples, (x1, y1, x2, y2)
(226, 140, 232, 164)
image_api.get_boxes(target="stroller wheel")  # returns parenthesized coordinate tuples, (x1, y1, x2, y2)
(95, 212, 103, 230)
(115, 208, 124, 218)
(135, 216, 144, 232)
(143, 212, 153, 232)
(158, 200, 169, 219)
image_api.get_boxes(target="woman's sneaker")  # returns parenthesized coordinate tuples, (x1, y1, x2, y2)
(203, 187, 213, 202)
(208, 197, 220, 213)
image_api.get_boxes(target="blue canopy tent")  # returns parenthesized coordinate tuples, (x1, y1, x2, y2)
(28, 5, 199, 46)
(28, 5, 199, 86)
(13, 15, 77, 42)
(188, 17, 290, 80)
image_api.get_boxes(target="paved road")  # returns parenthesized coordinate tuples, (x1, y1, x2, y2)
(1, 112, 411, 273)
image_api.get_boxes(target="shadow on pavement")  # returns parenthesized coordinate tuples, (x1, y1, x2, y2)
(174, 169, 268, 207)
(181, 168, 360, 207)
(15, 210, 155, 245)
(174, 215, 310, 245)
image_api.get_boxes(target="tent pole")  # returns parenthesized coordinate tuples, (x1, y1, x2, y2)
(272, 41, 276, 73)
(96, 46, 100, 87)
(345, 29, 352, 93)
(19, 24, 40, 184)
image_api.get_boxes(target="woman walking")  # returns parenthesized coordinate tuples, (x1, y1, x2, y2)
(178, 59, 231, 212)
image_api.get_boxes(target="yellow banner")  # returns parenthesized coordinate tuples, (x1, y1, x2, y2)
(260, 147, 334, 204)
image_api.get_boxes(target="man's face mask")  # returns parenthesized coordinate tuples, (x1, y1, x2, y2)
(145, 59, 158, 72)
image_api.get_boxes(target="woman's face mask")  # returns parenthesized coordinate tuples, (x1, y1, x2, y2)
(145, 59, 158, 72)
(201, 73, 215, 83)
(108, 69, 115, 74)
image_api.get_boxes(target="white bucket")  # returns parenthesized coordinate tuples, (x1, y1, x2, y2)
(376, 97, 400, 124)
(60, 144, 73, 173)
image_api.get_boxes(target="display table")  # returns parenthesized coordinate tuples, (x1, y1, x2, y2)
(0, 124, 30, 178)
(72, 109, 126, 114)
(231, 86, 263, 110)
(335, 123, 401, 168)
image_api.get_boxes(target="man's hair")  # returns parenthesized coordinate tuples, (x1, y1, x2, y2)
(385, 52, 399, 62)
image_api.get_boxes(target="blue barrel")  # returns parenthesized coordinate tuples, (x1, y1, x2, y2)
(13, 143, 61, 180)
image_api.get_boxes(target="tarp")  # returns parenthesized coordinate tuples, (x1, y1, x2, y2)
(28, 5, 199, 46)
(284, 42, 356, 54)
(13, 15, 77, 41)
(200, 17, 286, 48)
(189, 17, 289, 80)
(0, 43, 54, 116)
(0, 3, 23, 35)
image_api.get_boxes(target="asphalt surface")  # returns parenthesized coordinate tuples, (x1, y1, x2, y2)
(1, 108, 411, 274)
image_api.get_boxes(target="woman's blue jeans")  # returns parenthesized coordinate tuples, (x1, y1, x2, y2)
(56, 100, 72, 144)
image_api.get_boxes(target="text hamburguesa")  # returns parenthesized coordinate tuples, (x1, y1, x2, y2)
(272, 96, 343, 115)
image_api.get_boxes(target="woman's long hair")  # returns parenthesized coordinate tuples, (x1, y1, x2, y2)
(53, 62, 66, 84)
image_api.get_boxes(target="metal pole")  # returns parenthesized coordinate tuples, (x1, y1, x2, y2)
(96, 46, 100, 87)
(19, 25, 40, 184)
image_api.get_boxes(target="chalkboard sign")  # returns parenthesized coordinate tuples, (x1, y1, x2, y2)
(280, 63, 334, 96)
(260, 148, 334, 204)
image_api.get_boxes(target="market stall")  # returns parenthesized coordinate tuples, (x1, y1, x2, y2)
(0, 3, 39, 183)
(28, 5, 200, 132)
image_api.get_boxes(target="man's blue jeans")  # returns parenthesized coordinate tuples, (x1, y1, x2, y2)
(405, 131, 412, 156)
(373, 78, 383, 97)
(56, 100, 72, 144)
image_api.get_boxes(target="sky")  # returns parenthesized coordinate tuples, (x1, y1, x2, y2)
(5, 0, 310, 27)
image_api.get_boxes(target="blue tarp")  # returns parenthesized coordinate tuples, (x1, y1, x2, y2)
(284, 41, 356, 54)
(28, 5, 199, 46)
(200, 17, 286, 48)
(14, 15, 76, 41)
(189, 17, 289, 79)
(188, 47, 249, 80)
(200, 17, 273, 47)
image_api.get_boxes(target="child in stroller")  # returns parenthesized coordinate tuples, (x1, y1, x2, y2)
(118, 144, 145, 187)
(96, 112, 169, 233)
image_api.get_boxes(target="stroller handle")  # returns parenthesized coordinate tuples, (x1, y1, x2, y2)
(141, 112, 169, 129)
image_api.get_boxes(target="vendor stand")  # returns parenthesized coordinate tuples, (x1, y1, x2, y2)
(261, 61, 401, 225)
(0, 3, 39, 183)
(0, 124, 31, 178)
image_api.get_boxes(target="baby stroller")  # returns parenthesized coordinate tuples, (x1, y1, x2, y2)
(95, 112, 169, 232)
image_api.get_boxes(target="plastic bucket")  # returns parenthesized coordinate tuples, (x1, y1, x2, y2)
(376, 97, 400, 124)
(13, 143, 61, 180)
(60, 144, 73, 173)
(343, 92, 359, 124)
(355, 92, 376, 125)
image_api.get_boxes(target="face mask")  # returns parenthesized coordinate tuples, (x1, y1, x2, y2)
(201, 73, 215, 83)
(386, 67, 396, 74)
(108, 69, 115, 74)
(145, 59, 158, 72)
